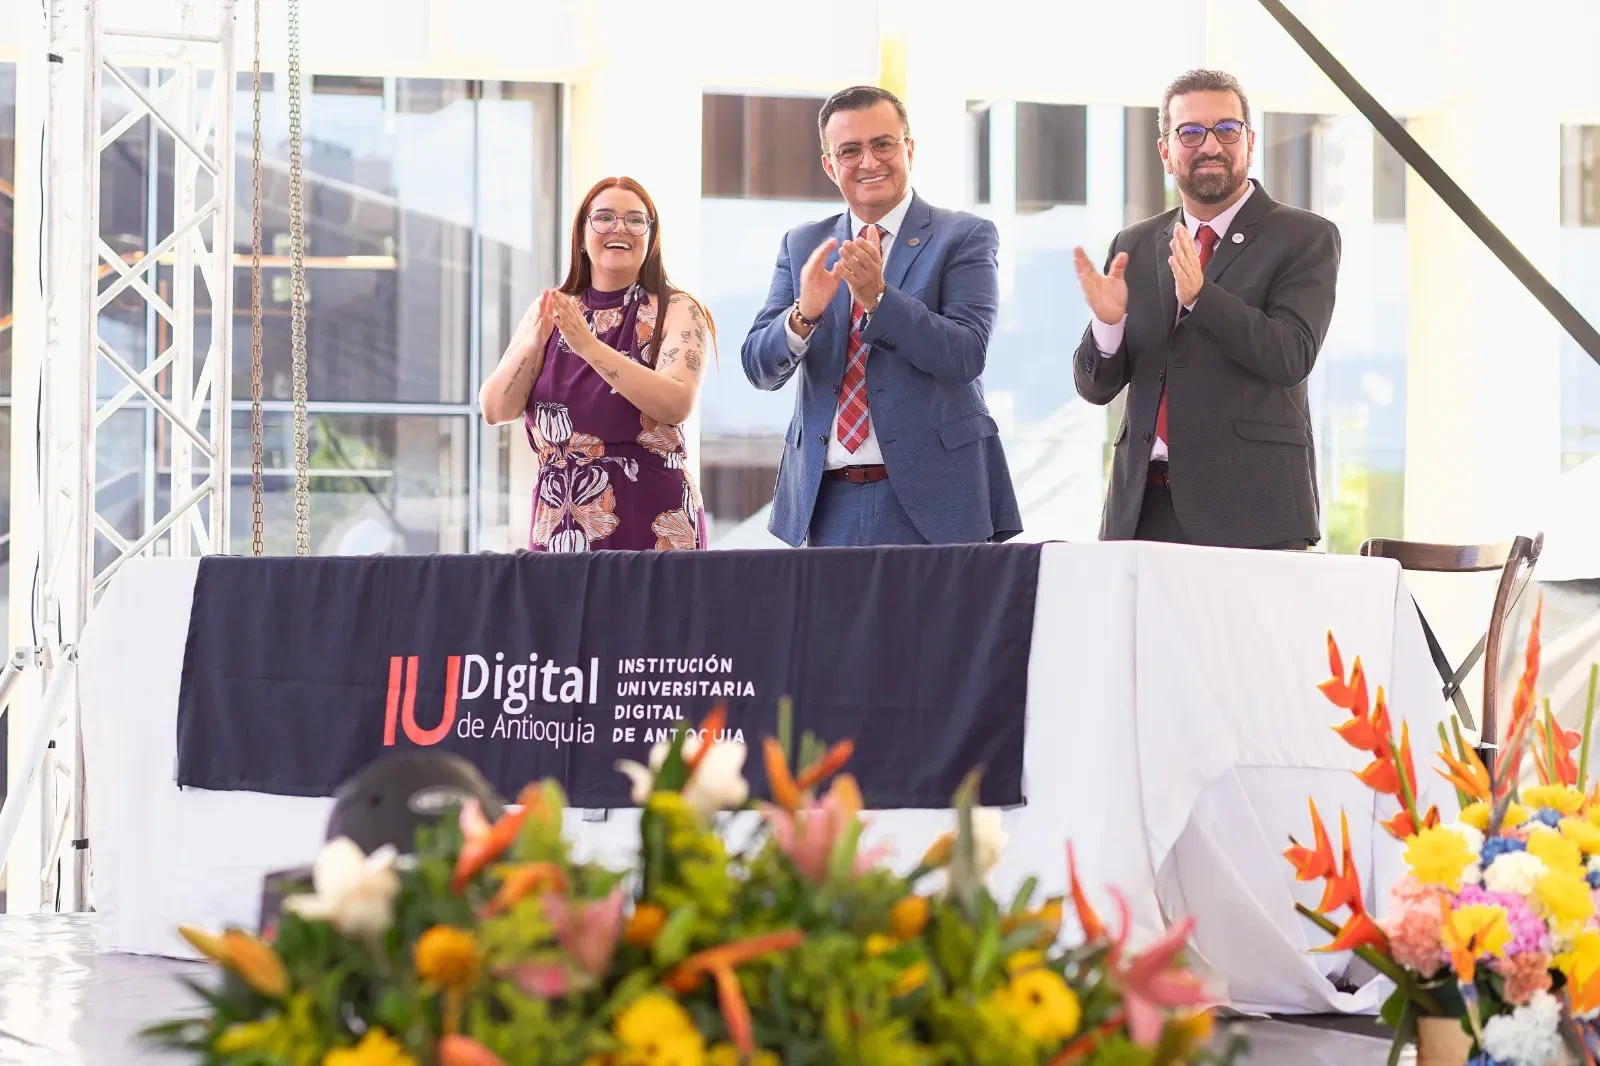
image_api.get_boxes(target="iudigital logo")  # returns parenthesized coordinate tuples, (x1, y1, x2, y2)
(383, 653, 600, 748)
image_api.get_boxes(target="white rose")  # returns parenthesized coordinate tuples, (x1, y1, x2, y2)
(1484, 852, 1548, 896)
(683, 742, 749, 818)
(283, 837, 400, 939)
(972, 809, 1008, 874)
(615, 733, 748, 817)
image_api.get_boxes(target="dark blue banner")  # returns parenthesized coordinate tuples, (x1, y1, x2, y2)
(174, 546, 1039, 808)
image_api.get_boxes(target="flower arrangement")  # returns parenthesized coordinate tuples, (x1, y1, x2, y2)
(147, 704, 1246, 1066)
(1286, 602, 1600, 1066)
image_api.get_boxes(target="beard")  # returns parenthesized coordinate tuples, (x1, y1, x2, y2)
(1177, 154, 1248, 205)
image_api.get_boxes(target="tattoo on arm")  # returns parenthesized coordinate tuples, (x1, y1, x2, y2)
(685, 348, 702, 374)
(599, 366, 620, 383)
(658, 346, 680, 369)
(500, 353, 529, 395)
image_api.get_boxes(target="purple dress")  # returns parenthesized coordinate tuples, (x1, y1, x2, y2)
(524, 283, 705, 552)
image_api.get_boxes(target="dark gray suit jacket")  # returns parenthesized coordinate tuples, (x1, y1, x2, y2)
(1073, 181, 1341, 548)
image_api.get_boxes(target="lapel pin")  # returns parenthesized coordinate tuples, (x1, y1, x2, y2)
(907, 236, 919, 246)
(1231, 232, 1244, 244)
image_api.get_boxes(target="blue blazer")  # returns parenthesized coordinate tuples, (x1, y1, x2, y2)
(741, 193, 1022, 546)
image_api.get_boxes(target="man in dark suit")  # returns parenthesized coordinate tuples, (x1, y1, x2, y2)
(1072, 69, 1341, 550)
(742, 86, 1021, 547)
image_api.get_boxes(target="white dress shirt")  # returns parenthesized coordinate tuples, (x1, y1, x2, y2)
(784, 188, 915, 469)
(1090, 182, 1255, 462)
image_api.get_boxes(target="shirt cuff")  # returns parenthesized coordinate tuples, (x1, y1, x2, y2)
(783, 313, 811, 356)
(1090, 316, 1127, 358)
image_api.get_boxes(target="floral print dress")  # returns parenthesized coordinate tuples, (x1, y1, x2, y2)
(524, 283, 705, 552)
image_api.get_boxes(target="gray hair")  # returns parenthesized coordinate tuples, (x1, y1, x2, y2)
(1159, 69, 1251, 140)
(817, 85, 911, 152)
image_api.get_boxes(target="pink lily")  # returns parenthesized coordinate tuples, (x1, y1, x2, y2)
(505, 961, 570, 999)
(1105, 890, 1214, 1046)
(543, 887, 625, 977)
(759, 775, 890, 884)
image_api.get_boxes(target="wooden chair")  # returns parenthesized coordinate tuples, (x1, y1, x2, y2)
(1358, 533, 1544, 771)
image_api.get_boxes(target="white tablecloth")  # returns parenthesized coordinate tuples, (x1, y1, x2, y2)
(77, 544, 1450, 1014)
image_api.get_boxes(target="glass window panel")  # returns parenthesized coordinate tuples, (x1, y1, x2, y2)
(701, 94, 836, 201)
(476, 81, 559, 550)
(1016, 103, 1087, 211)
(231, 76, 473, 404)
(1123, 106, 1170, 226)
(227, 411, 468, 555)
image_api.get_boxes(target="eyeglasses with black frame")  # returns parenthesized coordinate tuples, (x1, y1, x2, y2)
(1173, 120, 1247, 149)
(830, 135, 906, 169)
(588, 210, 653, 237)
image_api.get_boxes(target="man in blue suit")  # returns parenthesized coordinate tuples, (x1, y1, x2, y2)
(741, 86, 1021, 547)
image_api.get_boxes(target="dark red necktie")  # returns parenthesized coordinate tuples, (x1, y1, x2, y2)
(835, 224, 883, 452)
(1154, 224, 1220, 452)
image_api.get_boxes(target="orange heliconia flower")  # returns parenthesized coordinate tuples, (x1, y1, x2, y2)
(1497, 600, 1545, 798)
(452, 784, 542, 893)
(480, 862, 567, 917)
(762, 733, 855, 812)
(663, 930, 805, 1057)
(1284, 798, 1336, 884)
(1066, 842, 1106, 943)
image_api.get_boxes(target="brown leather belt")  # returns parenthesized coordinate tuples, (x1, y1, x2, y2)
(825, 465, 889, 484)
(1147, 462, 1171, 488)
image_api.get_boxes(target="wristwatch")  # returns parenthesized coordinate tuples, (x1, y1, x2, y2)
(791, 300, 821, 328)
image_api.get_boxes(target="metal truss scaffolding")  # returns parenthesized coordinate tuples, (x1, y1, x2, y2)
(2, 0, 236, 912)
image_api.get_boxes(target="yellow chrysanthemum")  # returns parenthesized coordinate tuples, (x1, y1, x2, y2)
(1525, 785, 1586, 816)
(892, 961, 930, 996)
(1006, 950, 1046, 975)
(1561, 818, 1600, 856)
(1529, 828, 1586, 878)
(1537, 869, 1597, 936)
(1441, 904, 1513, 960)
(414, 926, 479, 992)
(992, 968, 1082, 1044)
(889, 895, 931, 939)
(864, 933, 897, 958)
(323, 1029, 415, 1066)
(709, 1046, 778, 1066)
(1404, 826, 1477, 891)
(614, 993, 704, 1066)
(1459, 802, 1530, 832)
(215, 1021, 275, 1055)
(1559, 929, 1600, 988)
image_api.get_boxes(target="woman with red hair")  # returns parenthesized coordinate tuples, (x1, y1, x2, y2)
(481, 176, 714, 552)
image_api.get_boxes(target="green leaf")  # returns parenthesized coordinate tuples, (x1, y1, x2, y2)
(1379, 984, 1409, 1029)
(969, 917, 1002, 987)
(653, 727, 693, 793)
(1386, 997, 1417, 1066)
(778, 696, 795, 765)
(652, 904, 700, 967)
(828, 814, 865, 884)
(950, 771, 983, 919)
(1006, 877, 1037, 918)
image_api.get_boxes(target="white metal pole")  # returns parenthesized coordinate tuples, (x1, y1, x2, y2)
(209, 0, 236, 554)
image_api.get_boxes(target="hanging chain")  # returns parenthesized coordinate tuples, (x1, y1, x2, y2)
(248, 0, 265, 556)
(287, 0, 311, 556)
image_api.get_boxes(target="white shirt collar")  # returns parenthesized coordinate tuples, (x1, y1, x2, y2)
(1181, 181, 1255, 241)
(850, 187, 915, 241)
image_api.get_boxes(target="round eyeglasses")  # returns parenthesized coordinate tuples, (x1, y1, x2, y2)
(1174, 120, 1247, 149)
(830, 135, 906, 169)
(588, 210, 653, 237)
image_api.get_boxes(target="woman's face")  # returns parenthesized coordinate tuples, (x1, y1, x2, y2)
(583, 188, 651, 279)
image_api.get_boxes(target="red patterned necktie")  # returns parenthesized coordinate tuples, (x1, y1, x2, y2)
(1154, 224, 1220, 451)
(834, 224, 882, 453)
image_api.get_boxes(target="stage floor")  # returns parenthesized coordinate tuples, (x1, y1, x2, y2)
(0, 916, 1399, 1065)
